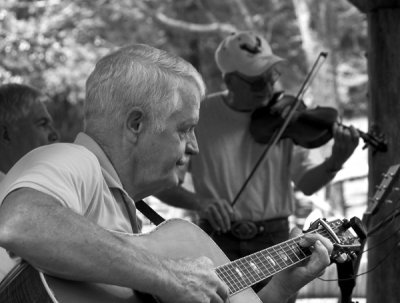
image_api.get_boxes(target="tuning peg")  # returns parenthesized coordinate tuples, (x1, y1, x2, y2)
(349, 252, 358, 260)
(341, 218, 351, 230)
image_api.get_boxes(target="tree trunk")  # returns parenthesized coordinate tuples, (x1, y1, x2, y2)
(366, 8, 400, 303)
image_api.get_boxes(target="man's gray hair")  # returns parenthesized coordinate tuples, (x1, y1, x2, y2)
(84, 44, 206, 132)
(0, 83, 43, 125)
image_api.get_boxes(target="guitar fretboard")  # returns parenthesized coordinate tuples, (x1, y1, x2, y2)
(215, 226, 338, 295)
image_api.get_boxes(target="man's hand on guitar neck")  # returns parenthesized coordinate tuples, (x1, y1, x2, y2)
(257, 228, 333, 303)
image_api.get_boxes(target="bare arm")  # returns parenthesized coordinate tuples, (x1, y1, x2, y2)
(0, 188, 228, 303)
(297, 123, 359, 195)
(155, 186, 235, 233)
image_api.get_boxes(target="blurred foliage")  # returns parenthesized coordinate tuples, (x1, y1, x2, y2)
(0, 0, 367, 141)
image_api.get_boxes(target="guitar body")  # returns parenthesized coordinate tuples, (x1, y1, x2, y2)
(1, 219, 261, 303)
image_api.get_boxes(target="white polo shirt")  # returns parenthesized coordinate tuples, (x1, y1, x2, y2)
(0, 132, 138, 234)
(0, 133, 140, 281)
(0, 170, 15, 282)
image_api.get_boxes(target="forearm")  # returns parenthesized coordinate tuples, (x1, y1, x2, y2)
(155, 186, 202, 211)
(0, 189, 173, 295)
(257, 276, 291, 303)
(296, 157, 342, 195)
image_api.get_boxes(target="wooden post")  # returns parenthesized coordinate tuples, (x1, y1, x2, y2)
(367, 8, 400, 303)
(347, 1, 400, 302)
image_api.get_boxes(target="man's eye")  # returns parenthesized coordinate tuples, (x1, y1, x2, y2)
(37, 119, 49, 127)
(179, 126, 195, 138)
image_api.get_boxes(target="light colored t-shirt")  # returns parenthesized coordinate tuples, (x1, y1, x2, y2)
(0, 133, 137, 233)
(0, 171, 16, 282)
(0, 133, 140, 281)
(191, 92, 318, 221)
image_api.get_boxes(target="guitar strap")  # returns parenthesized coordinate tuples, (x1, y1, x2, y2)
(116, 189, 165, 233)
(135, 199, 166, 226)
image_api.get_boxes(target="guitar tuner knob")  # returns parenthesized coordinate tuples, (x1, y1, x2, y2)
(341, 219, 351, 230)
(349, 252, 358, 260)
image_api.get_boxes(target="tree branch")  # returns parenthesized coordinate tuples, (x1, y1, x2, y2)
(231, 0, 255, 30)
(136, 1, 236, 36)
(154, 11, 237, 35)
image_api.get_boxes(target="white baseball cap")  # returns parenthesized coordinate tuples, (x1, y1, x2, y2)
(215, 31, 285, 77)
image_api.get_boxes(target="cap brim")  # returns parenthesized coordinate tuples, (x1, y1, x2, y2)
(243, 55, 285, 76)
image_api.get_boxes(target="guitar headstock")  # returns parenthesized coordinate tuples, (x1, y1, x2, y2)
(366, 164, 400, 216)
(305, 217, 365, 260)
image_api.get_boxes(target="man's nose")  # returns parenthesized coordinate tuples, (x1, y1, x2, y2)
(48, 127, 60, 143)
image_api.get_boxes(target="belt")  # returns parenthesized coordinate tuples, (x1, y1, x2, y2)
(230, 218, 288, 240)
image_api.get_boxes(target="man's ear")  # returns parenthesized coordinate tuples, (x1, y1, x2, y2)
(0, 125, 11, 145)
(126, 108, 145, 140)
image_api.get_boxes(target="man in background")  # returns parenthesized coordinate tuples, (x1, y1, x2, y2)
(0, 83, 59, 280)
(0, 83, 59, 180)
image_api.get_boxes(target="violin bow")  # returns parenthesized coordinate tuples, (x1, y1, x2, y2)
(231, 52, 328, 206)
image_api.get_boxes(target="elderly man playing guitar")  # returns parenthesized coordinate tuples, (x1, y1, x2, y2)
(0, 44, 342, 303)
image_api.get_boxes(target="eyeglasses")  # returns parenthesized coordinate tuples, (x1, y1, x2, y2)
(235, 68, 281, 92)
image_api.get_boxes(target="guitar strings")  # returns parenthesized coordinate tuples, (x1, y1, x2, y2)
(216, 221, 344, 293)
(216, 236, 311, 293)
(216, 233, 316, 292)
(366, 206, 400, 237)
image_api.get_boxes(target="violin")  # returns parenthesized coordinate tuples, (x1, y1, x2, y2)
(249, 93, 388, 153)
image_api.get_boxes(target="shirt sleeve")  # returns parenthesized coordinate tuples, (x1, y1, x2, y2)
(0, 144, 102, 215)
(290, 145, 322, 185)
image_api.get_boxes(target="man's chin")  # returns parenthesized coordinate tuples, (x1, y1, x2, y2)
(159, 175, 180, 191)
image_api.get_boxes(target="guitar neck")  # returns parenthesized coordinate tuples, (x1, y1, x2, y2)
(215, 236, 312, 294)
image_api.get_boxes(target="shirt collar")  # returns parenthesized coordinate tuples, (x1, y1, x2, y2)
(0, 171, 5, 183)
(74, 132, 123, 190)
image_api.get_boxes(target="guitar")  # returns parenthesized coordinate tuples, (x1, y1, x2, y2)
(337, 164, 400, 303)
(0, 217, 362, 303)
(365, 164, 400, 218)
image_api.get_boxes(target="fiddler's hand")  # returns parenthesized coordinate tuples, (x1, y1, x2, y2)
(199, 198, 235, 233)
(327, 123, 359, 170)
(269, 94, 298, 118)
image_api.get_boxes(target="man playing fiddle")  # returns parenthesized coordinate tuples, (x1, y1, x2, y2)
(156, 31, 359, 299)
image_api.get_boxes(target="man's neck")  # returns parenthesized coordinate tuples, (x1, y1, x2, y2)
(222, 93, 253, 113)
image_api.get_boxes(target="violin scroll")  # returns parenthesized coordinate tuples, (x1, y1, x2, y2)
(356, 124, 387, 154)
